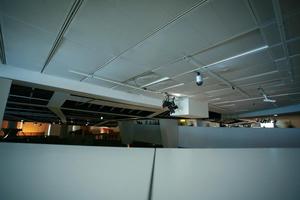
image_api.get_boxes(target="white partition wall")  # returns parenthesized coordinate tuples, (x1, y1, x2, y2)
(0, 143, 154, 200)
(152, 148, 300, 200)
(1, 143, 300, 200)
(179, 126, 300, 148)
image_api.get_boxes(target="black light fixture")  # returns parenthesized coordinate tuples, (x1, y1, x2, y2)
(196, 72, 203, 86)
(162, 93, 178, 114)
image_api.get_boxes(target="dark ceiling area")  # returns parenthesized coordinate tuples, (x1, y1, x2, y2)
(3, 83, 162, 126)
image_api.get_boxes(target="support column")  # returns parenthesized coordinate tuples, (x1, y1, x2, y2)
(0, 78, 12, 126)
(159, 119, 178, 148)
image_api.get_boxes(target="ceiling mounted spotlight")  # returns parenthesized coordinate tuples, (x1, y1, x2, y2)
(196, 72, 203, 86)
(162, 93, 178, 114)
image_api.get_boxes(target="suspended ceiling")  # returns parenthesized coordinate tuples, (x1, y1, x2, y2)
(0, 0, 299, 115)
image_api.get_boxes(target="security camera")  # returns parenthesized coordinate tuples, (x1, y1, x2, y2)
(196, 72, 203, 86)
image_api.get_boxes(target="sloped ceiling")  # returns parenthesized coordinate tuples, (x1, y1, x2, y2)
(1, 0, 299, 114)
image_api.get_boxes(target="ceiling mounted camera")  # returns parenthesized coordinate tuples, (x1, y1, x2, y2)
(196, 72, 203, 86)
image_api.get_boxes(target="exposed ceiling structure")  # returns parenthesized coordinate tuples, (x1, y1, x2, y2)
(0, 0, 300, 117)
(4, 83, 163, 126)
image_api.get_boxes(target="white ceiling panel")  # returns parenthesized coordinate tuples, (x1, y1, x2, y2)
(193, 30, 265, 65)
(94, 56, 153, 82)
(262, 23, 281, 46)
(153, 60, 197, 78)
(147, 79, 179, 91)
(0, 0, 73, 33)
(3, 16, 56, 71)
(284, 13, 300, 40)
(115, 0, 256, 71)
(280, 0, 300, 16)
(269, 45, 285, 60)
(288, 38, 300, 55)
(45, 38, 112, 73)
(210, 50, 272, 72)
(84, 78, 116, 88)
(62, 0, 199, 71)
(45, 59, 86, 81)
(249, 0, 274, 25)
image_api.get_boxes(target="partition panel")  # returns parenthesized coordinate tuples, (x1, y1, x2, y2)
(0, 143, 154, 200)
(152, 148, 300, 200)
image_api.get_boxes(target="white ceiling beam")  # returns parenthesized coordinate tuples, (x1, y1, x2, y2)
(0, 64, 162, 109)
(47, 92, 70, 123)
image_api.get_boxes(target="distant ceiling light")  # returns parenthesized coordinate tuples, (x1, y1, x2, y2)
(159, 83, 184, 91)
(203, 45, 269, 68)
(141, 77, 170, 88)
(196, 72, 203, 86)
(100, 116, 103, 120)
(171, 93, 183, 97)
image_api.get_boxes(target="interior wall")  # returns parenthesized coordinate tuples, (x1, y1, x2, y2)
(0, 143, 299, 200)
(152, 148, 300, 200)
(0, 143, 154, 200)
(178, 126, 300, 148)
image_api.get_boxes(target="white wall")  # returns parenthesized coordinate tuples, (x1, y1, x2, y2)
(0, 143, 154, 200)
(178, 126, 300, 148)
(0, 78, 12, 125)
(152, 148, 300, 200)
(1, 143, 300, 200)
(119, 121, 162, 145)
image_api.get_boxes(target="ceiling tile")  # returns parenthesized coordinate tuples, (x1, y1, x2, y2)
(3, 16, 55, 71)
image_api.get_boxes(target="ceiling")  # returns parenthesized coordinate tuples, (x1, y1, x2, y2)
(0, 0, 300, 115)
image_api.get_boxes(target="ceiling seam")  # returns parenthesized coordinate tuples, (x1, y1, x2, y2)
(247, 0, 293, 87)
(0, 22, 6, 64)
(80, 0, 209, 82)
(41, 0, 84, 73)
(272, 0, 294, 81)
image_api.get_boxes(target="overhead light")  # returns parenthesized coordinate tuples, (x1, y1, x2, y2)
(203, 45, 269, 69)
(100, 116, 103, 120)
(170, 93, 183, 97)
(159, 83, 184, 91)
(196, 72, 203, 86)
(175, 45, 268, 78)
(141, 77, 170, 88)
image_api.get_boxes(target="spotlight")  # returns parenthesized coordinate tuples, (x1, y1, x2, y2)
(196, 72, 203, 86)
(162, 94, 178, 114)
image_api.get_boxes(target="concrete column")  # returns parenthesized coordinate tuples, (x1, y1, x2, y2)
(0, 78, 12, 126)
(118, 121, 135, 144)
(159, 119, 178, 148)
